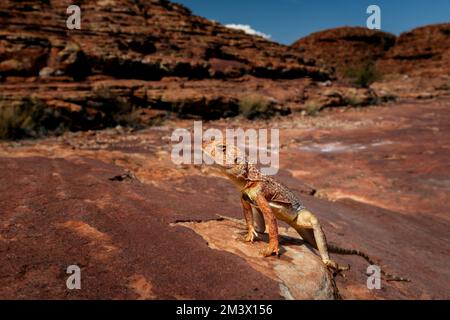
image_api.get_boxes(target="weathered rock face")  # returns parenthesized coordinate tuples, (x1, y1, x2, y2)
(0, 0, 335, 134)
(377, 23, 450, 77)
(0, 0, 328, 81)
(291, 27, 396, 78)
(0, 0, 448, 139)
(292, 24, 450, 79)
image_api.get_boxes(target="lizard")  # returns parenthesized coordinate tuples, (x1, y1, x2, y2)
(202, 139, 410, 281)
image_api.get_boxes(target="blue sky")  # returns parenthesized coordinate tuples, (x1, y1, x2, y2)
(174, 0, 450, 44)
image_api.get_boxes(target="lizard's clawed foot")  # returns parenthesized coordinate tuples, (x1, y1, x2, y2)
(261, 242, 280, 257)
(244, 228, 258, 242)
(324, 259, 350, 277)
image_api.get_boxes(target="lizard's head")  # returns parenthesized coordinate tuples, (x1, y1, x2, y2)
(202, 139, 246, 170)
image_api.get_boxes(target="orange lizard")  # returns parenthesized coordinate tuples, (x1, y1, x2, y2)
(202, 139, 410, 281)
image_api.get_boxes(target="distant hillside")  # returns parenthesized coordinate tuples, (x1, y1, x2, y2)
(291, 24, 450, 79)
(377, 23, 450, 77)
(291, 27, 396, 78)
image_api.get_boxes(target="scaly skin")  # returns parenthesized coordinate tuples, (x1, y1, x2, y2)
(202, 139, 410, 281)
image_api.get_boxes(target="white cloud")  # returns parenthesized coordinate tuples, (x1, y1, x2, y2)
(224, 24, 271, 39)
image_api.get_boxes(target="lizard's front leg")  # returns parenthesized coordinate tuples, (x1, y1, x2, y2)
(241, 197, 257, 242)
(255, 194, 279, 257)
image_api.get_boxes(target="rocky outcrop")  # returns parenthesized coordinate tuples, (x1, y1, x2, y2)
(291, 24, 450, 79)
(291, 27, 396, 78)
(0, 0, 448, 140)
(0, 0, 328, 81)
(377, 23, 450, 77)
(176, 219, 339, 300)
(0, 0, 333, 135)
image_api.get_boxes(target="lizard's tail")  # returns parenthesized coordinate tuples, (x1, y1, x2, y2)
(327, 244, 411, 282)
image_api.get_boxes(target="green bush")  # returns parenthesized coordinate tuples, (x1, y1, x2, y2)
(238, 94, 274, 119)
(437, 82, 450, 91)
(91, 86, 148, 128)
(345, 62, 380, 88)
(0, 98, 66, 140)
(0, 88, 162, 140)
(303, 100, 322, 116)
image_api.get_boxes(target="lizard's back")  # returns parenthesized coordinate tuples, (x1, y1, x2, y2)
(255, 176, 305, 223)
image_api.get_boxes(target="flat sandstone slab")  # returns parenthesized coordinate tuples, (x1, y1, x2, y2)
(175, 219, 339, 300)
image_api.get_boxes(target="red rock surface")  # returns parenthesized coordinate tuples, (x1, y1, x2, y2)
(0, 0, 329, 80)
(4, 1, 446, 131)
(291, 27, 396, 77)
(1, 97, 449, 299)
(0, 0, 332, 129)
(0, 0, 329, 130)
(1, 0, 448, 132)
(0, 0, 329, 110)
(292, 24, 450, 80)
(377, 24, 450, 77)
(0, 0, 449, 300)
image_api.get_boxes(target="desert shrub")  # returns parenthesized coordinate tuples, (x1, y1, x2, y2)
(113, 106, 162, 128)
(437, 82, 450, 91)
(0, 87, 163, 140)
(303, 100, 322, 116)
(0, 98, 68, 140)
(379, 93, 397, 103)
(345, 61, 380, 88)
(90, 86, 149, 128)
(238, 94, 274, 119)
(169, 101, 186, 116)
(344, 93, 367, 106)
